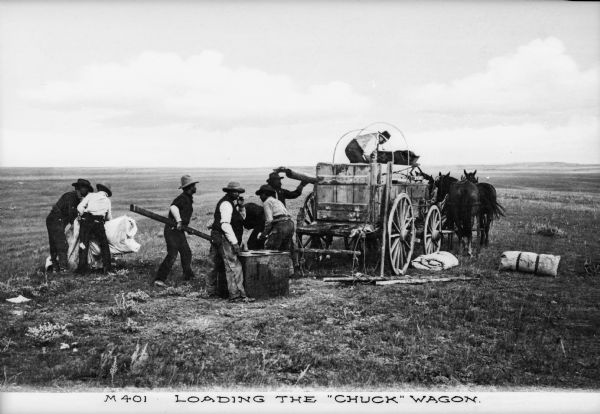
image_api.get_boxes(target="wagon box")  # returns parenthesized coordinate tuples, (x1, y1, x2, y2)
(297, 161, 442, 276)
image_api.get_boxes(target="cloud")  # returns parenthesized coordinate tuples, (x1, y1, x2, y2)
(409, 115, 599, 165)
(21, 50, 372, 129)
(409, 37, 599, 116)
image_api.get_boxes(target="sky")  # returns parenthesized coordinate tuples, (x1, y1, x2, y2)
(0, 0, 598, 168)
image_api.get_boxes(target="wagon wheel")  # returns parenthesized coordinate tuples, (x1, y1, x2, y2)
(296, 192, 330, 248)
(298, 191, 316, 227)
(423, 204, 442, 255)
(296, 192, 331, 269)
(387, 193, 415, 275)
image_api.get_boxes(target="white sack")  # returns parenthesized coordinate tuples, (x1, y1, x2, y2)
(46, 215, 141, 270)
(499, 251, 560, 277)
(411, 251, 459, 271)
(89, 216, 141, 256)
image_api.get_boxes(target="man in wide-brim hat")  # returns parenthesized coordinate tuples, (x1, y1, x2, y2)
(76, 182, 114, 275)
(265, 171, 307, 208)
(152, 175, 199, 287)
(206, 181, 254, 302)
(45, 178, 93, 272)
(345, 130, 391, 163)
(256, 184, 297, 270)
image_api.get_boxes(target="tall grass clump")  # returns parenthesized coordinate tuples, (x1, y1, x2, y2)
(530, 222, 566, 237)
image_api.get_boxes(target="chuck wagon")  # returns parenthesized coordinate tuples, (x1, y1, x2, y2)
(296, 136, 443, 276)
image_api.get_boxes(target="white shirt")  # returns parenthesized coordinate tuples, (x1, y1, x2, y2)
(263, 197, 290, 224)
(219, 201, 246, 245)
(354, 132, 380, 158)
(77, 191, 112, 220)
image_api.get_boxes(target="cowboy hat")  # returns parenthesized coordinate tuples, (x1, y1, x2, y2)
(266, 172, 284, 183)
(378, 130, 391, 141)
(71, 178, 93, 192)
(255, 184, 276, 196)
(222, 181, 245, 193)
(96, 183, 112, 197)
(179, 175, 199, 189)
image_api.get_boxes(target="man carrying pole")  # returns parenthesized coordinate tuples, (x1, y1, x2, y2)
(207, 181, 254, 302)
(265, 171, 307, 207)
(152, 175, 198, 287)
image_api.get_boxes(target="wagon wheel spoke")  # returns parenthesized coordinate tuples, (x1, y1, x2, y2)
(397, 241, 406, 268)
(392, 220, 402, 234)
(391, 239, 400, 264)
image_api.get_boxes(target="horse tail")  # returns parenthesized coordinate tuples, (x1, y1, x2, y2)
(492, 200, 505, 218)
(478, 183, 504, 219)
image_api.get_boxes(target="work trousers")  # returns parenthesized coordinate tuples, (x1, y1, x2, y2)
(207, 232, 247, 300)
(46, 214, 68, 270)
(345, 139, 368, 163)
(154, 225, 194, 282)
(77, 214, 112, 273)
(265, 219, 295, 252)
(265, 218, 299, 271)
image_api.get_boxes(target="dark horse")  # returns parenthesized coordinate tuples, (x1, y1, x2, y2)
(462, 170, 505, 247)
(448, 178, 480, 256)
(432, 172, 479, 256)
(243, 202, 265, 250)
(432, 172, 458, 230)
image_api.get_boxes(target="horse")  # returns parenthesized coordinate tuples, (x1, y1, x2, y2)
(243, 202, 265, 250)
(433, 171, 458, 213)
(462, 170, 505, 247)
(447, 178, 480, 256)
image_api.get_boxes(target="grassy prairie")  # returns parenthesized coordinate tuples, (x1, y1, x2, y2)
(0, 165, 599, 390)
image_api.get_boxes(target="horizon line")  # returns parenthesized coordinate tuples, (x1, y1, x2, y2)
(1, 161, 600, 169)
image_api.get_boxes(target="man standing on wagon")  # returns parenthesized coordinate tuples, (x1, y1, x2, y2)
(46, 178, 93, 272)
(345, 130, 390, 163)
(152, 175, 198, 287)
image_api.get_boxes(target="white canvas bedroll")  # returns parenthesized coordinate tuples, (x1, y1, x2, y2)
(45, 215, 141, 270)
(499, 251, 561, 277)
(411, 251, 459, 271)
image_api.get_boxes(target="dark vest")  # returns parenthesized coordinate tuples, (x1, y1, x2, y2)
(213, 196, 244, 244)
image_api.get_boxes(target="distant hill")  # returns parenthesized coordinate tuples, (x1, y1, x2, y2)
(417, 162, 600, 174)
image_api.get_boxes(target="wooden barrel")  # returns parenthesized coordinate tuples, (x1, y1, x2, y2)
(238, 250, 293, 299)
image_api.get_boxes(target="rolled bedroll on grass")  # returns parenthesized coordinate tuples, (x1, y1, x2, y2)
(499, 251, 561, 277)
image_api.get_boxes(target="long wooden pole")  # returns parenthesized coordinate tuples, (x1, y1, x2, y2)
(129, 204, 213, 242)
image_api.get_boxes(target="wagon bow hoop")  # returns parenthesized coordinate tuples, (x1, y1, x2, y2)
(332, 122, 412, 164)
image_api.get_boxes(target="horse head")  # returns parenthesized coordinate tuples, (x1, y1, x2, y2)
(463, 169, 478, 183)
(433, 172, 458, 203)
